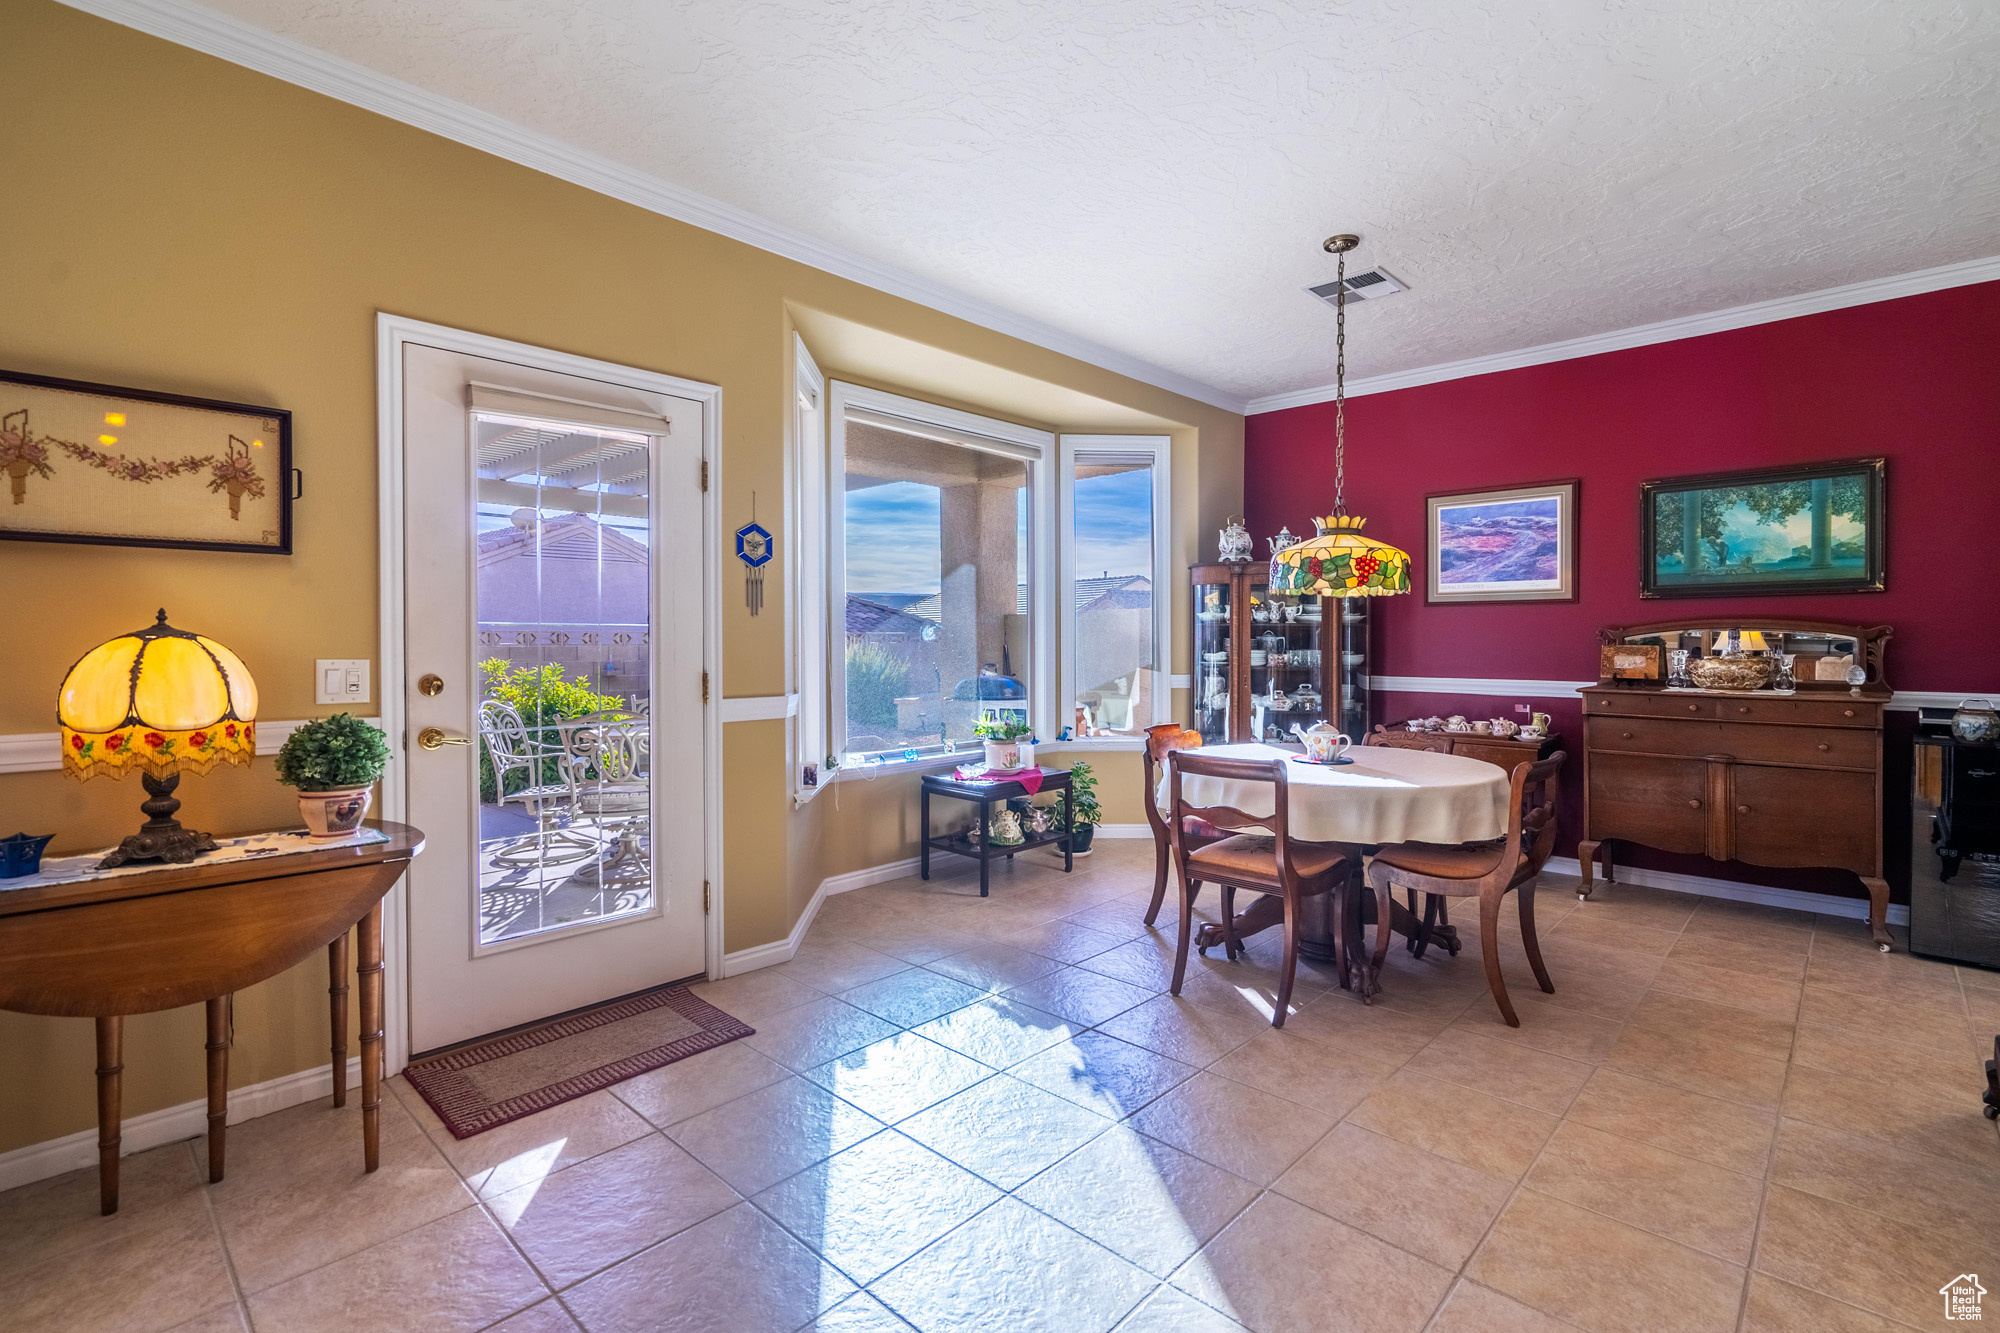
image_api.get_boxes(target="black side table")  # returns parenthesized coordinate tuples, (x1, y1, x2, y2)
(921, 770, 1074, 895)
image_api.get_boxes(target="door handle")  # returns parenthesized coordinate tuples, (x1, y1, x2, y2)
(417, 726, 471, 750)
(1737, 804, 1751, 814)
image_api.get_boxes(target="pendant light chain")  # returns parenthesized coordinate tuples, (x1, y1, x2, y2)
(1333, 247, 1347, 517)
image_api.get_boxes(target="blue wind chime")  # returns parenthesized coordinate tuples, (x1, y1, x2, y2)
(735, 493, 773, 616)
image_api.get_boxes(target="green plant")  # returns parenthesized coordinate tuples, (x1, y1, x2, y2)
(479, 659, 627, 802)
(971, 711, 1033, 742)
(1066, 760, 1102, 827)
(844, 642, 912, 731)
(275, 713, 391, 792)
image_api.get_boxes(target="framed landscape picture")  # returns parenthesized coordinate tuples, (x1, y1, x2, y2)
(1640, 458, 1883, 599)
(0, 369, 292, 554)
(1426, 479, 1577, 604)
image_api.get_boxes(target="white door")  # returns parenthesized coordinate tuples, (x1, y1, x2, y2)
(402, 342, 708, 1052)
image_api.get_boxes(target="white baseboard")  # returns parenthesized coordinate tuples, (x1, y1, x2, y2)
(1091, 824, 1151, 839)
(0, 1056, 362, 1194)
(1546, 856, 1909, 926)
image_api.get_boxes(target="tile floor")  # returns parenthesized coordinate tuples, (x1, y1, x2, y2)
(6, 841, 1999, 1333)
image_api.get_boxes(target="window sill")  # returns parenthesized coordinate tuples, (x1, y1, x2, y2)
(831, 752, 967, 783)
(1046, 737, 1147, 753)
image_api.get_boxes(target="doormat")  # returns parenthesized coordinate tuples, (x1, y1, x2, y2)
(401, 984, 754, 1138)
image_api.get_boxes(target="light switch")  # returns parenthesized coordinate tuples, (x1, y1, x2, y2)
(315, 659, 371, 705)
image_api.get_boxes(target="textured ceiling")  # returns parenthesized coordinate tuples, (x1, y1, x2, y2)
(192, 0, 2000, 403)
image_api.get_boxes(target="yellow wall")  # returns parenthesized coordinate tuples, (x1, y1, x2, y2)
(0, 1, 1242, 1155)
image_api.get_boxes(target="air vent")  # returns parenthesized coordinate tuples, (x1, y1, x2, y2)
(1306, 267, 1407, 306)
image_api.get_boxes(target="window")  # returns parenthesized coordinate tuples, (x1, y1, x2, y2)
(1060, 435, 1172, 741)
(829, 383, 1053, 767)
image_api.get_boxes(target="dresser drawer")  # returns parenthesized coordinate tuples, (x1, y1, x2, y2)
(1708, 696, 1878, 728)
(1586, 693, 1715, 721)
(1716, 723, 1877, 770)
(1588, 716, 1722, 758)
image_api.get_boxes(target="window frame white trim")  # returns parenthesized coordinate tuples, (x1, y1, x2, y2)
(1059, 434, 1173, 747)
(789, 336, 828, 803)
(828, 381, 1056, 762)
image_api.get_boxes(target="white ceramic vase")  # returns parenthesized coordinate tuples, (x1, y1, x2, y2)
(984, 739, 1033, 771)
(299, 787, 372, 839)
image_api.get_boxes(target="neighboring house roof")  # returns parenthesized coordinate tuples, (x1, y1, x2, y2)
(846, 595, 934, 636)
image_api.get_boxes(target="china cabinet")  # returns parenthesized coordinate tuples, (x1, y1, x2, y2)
(1189, 563, 1369, 745)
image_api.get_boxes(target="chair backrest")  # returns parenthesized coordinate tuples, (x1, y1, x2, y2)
(1503, 751, 1567, 882)
(1367, 724, 1453, 753)
(478, 698, 536, 787)
(561, 716, 650, 790)
(1166, 746, 1290, 846)
(1141, 724, 1204, 834)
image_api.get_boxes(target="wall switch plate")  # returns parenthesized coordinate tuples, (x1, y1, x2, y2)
(315, 659, 371, 705)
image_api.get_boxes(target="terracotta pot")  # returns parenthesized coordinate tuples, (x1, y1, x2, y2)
(298, 786, 372, 839)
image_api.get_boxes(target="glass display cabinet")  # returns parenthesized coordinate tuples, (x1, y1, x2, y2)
(1189, 563, 1369, 744)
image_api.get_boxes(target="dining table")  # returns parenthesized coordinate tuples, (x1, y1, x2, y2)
(1163, 741, 1514, 986)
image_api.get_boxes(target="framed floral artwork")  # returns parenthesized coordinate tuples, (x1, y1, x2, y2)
(1425, 479, 1578, 604)
(0, 369, 292, 554)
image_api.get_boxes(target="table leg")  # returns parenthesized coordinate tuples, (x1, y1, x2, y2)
(205, 995, 230, 1183)
(1062, 783, 1073, 872)
(978, 800, 991, 897)
(95, 1015, 122, 1216)
(358, 902, 384, 1173)
(328, 932, 349, 1107)
(920, 785, 931, 880)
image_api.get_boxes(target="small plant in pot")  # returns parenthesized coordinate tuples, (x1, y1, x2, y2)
(276, 713, 391, 839)
(971, 711, 1035, 771)
(1065, 761, 1102, 855)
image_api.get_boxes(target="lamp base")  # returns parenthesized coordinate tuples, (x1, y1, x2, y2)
(98, 772, 218, 869)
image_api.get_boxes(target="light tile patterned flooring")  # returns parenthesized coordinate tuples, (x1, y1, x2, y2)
(6, 841, 1999, 1332)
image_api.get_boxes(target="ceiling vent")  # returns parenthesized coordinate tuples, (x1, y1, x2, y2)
(1306, 267, 1407, 306)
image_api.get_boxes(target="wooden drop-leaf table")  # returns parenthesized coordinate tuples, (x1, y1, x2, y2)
(0, 821, 424, 1214)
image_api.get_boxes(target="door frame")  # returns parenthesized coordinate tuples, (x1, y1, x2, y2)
(374, 313, 724, 1074)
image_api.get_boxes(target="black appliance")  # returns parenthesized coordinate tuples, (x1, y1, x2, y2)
(1909, 721, 2000, 971)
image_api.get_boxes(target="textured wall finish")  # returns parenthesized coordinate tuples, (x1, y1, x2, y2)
(128, 0, 2000, 400)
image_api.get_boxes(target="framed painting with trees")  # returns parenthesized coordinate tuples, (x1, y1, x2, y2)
(1640, 458, 1884, 598)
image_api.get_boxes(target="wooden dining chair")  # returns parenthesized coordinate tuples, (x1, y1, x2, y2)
(1140, 724, 1226, 926)
(1365, 726, 1457, 954)
(1364, 753, 1567, 1026)
(1166, 751, 1351, 1026)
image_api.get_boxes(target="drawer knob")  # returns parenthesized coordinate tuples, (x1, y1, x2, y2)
(1621, 731, 1633, 740)
(1687, 798, 1701, 808)
(1843, 709, 1855, 718)
(1737, 804, 1751, 814)
(1817, 743, 1830, 752)
(1687, 704, 1700, 712)
(1737, 705, 1750, 713)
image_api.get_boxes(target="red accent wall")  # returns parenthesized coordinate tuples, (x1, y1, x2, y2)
(1244, 279, 2000, 900)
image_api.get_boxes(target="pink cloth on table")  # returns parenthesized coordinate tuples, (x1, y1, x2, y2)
(952, 764, 1046, 793)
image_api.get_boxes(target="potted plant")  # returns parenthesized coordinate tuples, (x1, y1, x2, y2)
(971, 711, 1035, 771)
(1065, 761, 1102, 855)
(276, 713, 392, 839)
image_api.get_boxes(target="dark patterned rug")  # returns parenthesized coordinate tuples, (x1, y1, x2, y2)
(402, 984, 753, 1138)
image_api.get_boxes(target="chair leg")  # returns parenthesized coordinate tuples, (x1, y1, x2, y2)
(1273, 892, 1299, 1029)
(1365, 871, 1394, 1003)
(1171, 874, 1199, 997)
(1479, 888, 1519, 1027)
(1220, 884, 1240, 961)
(1411, 892, 1437, 960)
(1143, 836, 1170, 927)
(1404, 889, 1420, 953)
(1517, 880, 1555, 994)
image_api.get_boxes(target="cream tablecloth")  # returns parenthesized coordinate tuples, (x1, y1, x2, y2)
(1161, 742, 1510, 846)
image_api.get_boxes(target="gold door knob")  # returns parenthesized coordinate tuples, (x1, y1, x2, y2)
(417, 726, 470, 750)
(417, 673, 446, 697)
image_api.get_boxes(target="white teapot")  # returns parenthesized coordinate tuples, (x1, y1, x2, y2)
(1218, 516, 1253, 563)
(1290, 719, 1352, 764)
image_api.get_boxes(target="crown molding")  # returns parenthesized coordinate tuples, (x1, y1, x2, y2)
(56, 0, 1246, 416)
(1246, 252, 2000, 416)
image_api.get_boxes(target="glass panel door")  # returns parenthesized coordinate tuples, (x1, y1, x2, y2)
(472, 411, 655, 946)
(1192, 572, 1232, 744)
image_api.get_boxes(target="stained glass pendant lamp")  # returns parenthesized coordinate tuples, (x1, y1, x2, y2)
(58, 609, 258, 868)
(1269, 233, 1414, 598)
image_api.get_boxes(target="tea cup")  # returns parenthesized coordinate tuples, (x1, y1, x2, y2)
(1471, 720, 1493, 734)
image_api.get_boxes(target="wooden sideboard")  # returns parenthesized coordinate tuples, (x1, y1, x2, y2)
(0, 823, 424, 1213)
(1577, 625, 1893, 950)
(1374, 722, 1564, 773)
